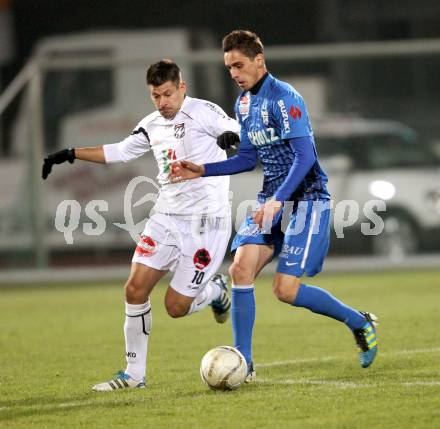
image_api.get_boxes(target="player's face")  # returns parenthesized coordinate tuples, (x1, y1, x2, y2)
(150, 80, 186, 119)
(224, 49, 265, 91)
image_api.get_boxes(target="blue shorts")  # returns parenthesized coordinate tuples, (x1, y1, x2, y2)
(231, 199, 331, 277)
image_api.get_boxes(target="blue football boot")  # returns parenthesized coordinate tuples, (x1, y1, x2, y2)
(353, 312, 379, 368)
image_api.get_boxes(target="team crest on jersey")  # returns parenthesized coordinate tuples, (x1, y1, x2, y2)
(193, 248, 211, 270)
(261, 99, 269, 126)
(239, 94, 250, 116)
(136, 235, 157, 256)
(174, 123, 185, 139)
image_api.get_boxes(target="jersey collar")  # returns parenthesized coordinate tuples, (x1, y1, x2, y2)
(179, 95, 192, 113)
(160, 95, 193, 121)
(249, 72, 269, 95)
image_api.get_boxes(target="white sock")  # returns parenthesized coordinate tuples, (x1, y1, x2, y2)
(232, 284, 255, 289)
(124, 300, 151, 381)
(186, 278, 222, 315)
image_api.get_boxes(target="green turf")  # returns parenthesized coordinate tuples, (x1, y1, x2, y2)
(1, 270, 440, 429)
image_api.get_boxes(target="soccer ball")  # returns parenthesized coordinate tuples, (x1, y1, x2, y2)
(200, 346, 248, 391)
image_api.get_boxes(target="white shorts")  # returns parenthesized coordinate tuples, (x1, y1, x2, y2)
(132, 213, 231, 297)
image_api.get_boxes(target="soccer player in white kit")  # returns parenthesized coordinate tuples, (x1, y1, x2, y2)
(42, 60, 240, 391)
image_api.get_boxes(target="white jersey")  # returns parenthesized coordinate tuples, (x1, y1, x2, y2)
(103, 96, 240, 217)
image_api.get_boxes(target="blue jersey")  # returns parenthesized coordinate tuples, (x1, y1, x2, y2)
(235, 73, 329, 202)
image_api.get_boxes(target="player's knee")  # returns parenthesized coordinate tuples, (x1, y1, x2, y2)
(165, 304, 187, 318)
(165, 301, 188, 318)
(272, 283, 291, 303)
(229, 261, 253, 284)
(272, 276, 301, 304)
(124, 278, 146, 303)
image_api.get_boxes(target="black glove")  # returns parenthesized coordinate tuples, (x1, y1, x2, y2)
(217, 131, 240, 150)
(42, 148, 76, 180)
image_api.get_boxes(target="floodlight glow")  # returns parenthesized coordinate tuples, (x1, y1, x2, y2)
(369, 180, 396, 200)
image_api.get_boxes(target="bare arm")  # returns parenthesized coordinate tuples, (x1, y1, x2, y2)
(170, 160, 206, 181)
(74, 146, 106, 163)
(42, 145, 106, 179)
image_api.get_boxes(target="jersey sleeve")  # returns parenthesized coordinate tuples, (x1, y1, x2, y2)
(197, 101, 240, 137)
(272, 91, 312, 140)
(103, 123, 151, 163)
(238, 120, 254, 151)
(273, 136, 317, 201)
(203, 104, 257, 176)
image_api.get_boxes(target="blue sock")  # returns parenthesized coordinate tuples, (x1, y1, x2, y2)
(231, 286, 255, 365)
(293, 284, 365, 330)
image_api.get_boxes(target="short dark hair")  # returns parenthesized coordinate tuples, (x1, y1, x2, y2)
(146, 59, 181, 87)
(222, 30, 264, 59)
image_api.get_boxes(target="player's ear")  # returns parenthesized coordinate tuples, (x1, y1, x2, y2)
(179, 80, 187, 91)
(255, 53, 265, 69)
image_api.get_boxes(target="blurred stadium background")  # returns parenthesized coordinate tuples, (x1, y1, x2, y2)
(0, 0, 439, 276)
(1, 2, 440, 428)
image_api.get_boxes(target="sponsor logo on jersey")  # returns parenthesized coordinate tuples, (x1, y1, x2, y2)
(261, 99, 269, 126)
(277, 99, 290, 133)
(162, 148, 177, 173)
(239, 94, 250, 116)
(136, 235, 157, 256)
(193, 248, 211, 269)
(248, 128, 280, 146)
(205, 102, 227, 118)
(281, 244, 304, 255)
(174, 123, 185, 139)
(289, 105, 302, 120)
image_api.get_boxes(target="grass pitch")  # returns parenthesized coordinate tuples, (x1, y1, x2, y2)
(1, 269, 440, 429)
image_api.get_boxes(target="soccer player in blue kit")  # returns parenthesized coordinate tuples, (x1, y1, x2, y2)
(171, 30, 378, 379)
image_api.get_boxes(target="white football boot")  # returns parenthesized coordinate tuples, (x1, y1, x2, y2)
(92, 371, 146, 391)
(209, 274, 231, 324)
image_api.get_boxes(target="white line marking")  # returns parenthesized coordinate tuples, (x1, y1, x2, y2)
(255, 347, 440, 368)
(397, 347, 440, 355)
(0, 400, 95, 413)
(257, 356, 336, 368)
(1, 347, 439, 413)
(257, 378, 369, 389)
(58, 401, 94, 409)
(257, 379, 440, 389)
(0, 398, 147, 413)
(402, 381, 440, 386)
